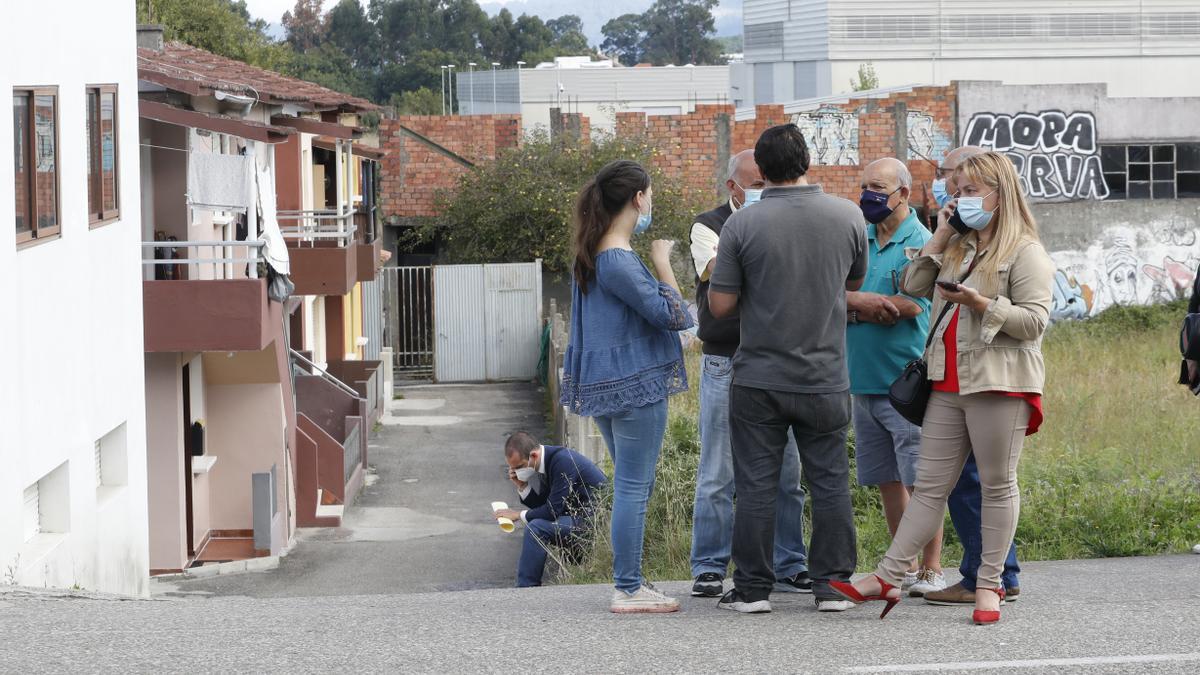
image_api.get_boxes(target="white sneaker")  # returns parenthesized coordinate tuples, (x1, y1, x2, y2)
(1193, 544, 1200, 554)
(901, 570, 920, 591)
(908, 569, 947, 597)
(610, 583, 680, 614)
(816, 598, 856, 612)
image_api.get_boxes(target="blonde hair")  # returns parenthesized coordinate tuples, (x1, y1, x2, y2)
(944, 152, 1041, 293)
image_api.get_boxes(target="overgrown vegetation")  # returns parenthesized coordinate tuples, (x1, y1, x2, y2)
(407, 130, 704, 289)
(559, 301, 1200, 584)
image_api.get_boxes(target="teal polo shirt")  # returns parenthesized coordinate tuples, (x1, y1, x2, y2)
(847, 209, 933, 395)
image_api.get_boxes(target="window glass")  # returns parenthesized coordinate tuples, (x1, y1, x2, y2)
(34, 94, 57, 230)
(101, 91, 117, 213)
(14, 93, 31, 236)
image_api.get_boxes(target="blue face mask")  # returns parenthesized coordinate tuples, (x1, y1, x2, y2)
(955, 191, 996, 230)
(859, 188, 898, 225)
(634, 209, 652, 235)
(932, 179, 950, 208)
(742, 188, 764, 207)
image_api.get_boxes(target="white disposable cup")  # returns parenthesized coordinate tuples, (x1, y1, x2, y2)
(491, 501, 514, 533)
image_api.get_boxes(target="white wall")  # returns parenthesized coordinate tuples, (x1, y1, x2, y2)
(0, 1, 149, 595)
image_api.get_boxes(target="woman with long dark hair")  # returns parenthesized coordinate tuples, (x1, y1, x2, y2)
(831, 152, 1054, 625)
(561, 159, 693, 613)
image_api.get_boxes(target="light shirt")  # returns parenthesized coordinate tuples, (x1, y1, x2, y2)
(518, 447, 547, 523)
(689, 198, 737, 280)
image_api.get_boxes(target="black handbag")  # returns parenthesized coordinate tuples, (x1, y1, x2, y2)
(1178, 312, 1200, 396)
(888, 269, 973, 425)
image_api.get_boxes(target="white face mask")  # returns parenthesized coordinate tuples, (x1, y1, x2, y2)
(515, 466, 537, 481)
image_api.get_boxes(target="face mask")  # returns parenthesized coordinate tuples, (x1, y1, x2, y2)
(859, 188, 898, 225)
(955, 191, 997, 230)
(515, 466, 536, 482)
(742, 189, 764, 206)
(633, 210, 652, 235)
(932, 179, 950, 208)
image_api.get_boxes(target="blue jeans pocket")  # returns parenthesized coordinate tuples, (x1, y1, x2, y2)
(703, 356, 733, 379)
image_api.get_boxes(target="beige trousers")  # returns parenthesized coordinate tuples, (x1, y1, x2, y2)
(875, 392, 1030, 590)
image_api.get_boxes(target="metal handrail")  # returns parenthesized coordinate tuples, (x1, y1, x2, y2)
(277, 209, 358, 246)
(142, 240, 265, 279)
(289, 348, 365, 401)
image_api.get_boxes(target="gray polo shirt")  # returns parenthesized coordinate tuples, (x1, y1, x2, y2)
(709, 184, 868, 393)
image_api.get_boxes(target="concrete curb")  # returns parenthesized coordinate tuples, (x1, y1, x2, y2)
(154, 554, 282, 582)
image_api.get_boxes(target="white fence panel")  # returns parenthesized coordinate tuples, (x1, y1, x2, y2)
(484, 263, 543, 381)
(433, 264, 487, 382)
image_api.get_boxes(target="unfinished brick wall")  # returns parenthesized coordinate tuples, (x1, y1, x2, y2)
(378, 85, 958, 222)
(378, 114, 521, 220)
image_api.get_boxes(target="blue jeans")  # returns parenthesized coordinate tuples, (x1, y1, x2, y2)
(691, 354, 807, 579)
(595, 399, 669, 593)
(516, 516, 578, 587)
(949, 453, 1021, 590)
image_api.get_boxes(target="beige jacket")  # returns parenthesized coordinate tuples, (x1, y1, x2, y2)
(902, 236, 1055, 395)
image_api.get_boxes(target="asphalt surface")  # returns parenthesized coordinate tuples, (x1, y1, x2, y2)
(160, 383, 544, 598)
(2, 555, 1198, 673)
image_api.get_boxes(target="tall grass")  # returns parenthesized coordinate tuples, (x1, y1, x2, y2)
(558, 301, 1200, 585)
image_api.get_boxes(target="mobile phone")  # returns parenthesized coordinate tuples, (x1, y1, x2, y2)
(947, 209, 971, 236)
(936, 280, 961, 292)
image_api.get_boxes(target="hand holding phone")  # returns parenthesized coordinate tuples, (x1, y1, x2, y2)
(936, 280, 961, 292)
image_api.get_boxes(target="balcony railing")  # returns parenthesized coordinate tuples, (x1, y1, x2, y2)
(277, 209, 357, 248)
(142, 240, 266, 281)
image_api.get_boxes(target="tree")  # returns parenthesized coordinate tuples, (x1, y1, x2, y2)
(282, 0, 328, 52)
(327, 0, 379, 70)
(136, 0, 293, 70)
(390, 87, 444, 115)
(850, 62, 879, 91)
(547, 15, 590, 54)
(640, 0, 722, 66)
(601, 14, 644, 67)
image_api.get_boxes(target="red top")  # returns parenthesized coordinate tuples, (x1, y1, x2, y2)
(932, 308, 1043, 435)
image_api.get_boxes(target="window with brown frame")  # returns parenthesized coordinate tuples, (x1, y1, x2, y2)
(87, 85, 119, 224)
(14, 87, 60, 244)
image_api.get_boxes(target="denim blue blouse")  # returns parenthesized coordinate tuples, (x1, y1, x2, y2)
(560, 248, 693, 417)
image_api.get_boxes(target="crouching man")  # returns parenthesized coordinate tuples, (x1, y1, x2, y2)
(494, 432, 607, 587)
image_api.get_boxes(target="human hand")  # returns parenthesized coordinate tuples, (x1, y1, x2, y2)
(936, 283, 989, 313)
(493, 508, 521, 522)
(934, 198, 959, 241)
(650, 239, 676, 265)
(849, 292, 901, 325)
(507, 468, 527, 490)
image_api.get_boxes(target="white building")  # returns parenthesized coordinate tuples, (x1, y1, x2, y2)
(739, 0, 1200, 103)
(1, 2, 150, 594)
(456, 63, 731, 131)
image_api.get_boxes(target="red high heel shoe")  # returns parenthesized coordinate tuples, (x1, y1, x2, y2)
(829, 575, 901, 619)
(971, 587, 1006, 625)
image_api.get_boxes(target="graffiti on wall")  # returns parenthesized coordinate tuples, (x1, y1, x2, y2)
(906, 112, 951, 163)
(792, 108, 859, 166)
(1048, 222, 1199, 322)
(964, 110, 1109, 201)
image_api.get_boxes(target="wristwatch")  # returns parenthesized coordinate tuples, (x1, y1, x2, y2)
(849, 310, 858, 324)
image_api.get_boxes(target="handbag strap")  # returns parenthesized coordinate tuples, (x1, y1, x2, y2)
(923, 261, 979, 350)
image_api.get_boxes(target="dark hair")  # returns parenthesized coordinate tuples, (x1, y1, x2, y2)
(572, 159, 651, 293)
(754, 124, 810, 183)
(505, 431, 539, 459)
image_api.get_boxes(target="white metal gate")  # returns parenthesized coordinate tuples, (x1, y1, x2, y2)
(434, 261, 542, 383)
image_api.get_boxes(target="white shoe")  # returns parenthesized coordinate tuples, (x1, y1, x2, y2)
(908, 569, 947, 597)
(1193, 544, 1200, 554)
(901, 570, 920, 591)
(610, 583, 680, 614)
(816, 598, 856, 612)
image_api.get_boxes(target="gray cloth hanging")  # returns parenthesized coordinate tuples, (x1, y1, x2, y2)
(187, 152, 254, 212)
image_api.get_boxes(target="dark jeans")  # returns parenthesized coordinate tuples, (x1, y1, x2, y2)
(516, 516, 578, 587)
(948, 453, 1021, 591)
(730, 385, 857, 601)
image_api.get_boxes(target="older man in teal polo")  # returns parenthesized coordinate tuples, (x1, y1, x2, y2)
(846, 157, 945, 597)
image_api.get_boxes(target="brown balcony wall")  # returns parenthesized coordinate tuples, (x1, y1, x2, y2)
(287, 243, 357, 296)
(355, 237, 382, 283)
(143, 278, 278, 353)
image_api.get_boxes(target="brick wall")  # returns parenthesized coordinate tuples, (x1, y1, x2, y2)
(378, 85, 958, 222)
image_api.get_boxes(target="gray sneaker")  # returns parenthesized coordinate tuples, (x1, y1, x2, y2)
(717, 588, 771, 614)
(610, 584, 680, 614)
(908, 569, 947, 597)
(815, 597, 856, 612)
(773, 571, 813, 593)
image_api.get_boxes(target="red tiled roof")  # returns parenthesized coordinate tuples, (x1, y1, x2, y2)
(137, 42, 378, 112)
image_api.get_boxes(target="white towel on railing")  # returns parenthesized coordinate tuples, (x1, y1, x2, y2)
(253, 144, 290, 275)
(188, 152, 254, 212)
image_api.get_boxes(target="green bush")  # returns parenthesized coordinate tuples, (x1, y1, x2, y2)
(557, 301, 1199, 585)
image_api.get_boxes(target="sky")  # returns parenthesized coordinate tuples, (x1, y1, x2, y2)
(241, 0, 744, 44)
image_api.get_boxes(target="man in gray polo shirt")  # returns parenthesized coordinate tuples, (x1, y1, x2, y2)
(709, 123, 868, 614)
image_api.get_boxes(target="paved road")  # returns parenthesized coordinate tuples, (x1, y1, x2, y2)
(3, 555, 1198, 673)
(162, 383, 544, 598)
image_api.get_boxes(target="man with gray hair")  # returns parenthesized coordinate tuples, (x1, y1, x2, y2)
(687, 149, 811, 598)
(848, 157, 946, 597)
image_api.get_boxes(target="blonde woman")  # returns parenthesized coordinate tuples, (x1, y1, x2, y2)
(831, 152, 1054, 625)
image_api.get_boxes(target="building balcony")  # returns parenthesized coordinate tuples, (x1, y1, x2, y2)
(280, 209, 359, 296)
(142, 240, 279, 353)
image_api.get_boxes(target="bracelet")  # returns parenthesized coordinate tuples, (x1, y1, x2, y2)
(849, 310, 858, 324)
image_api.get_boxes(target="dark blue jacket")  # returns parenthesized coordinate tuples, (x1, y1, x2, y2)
(519, 446, 606, 522)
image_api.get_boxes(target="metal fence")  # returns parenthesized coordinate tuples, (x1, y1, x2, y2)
(381, 266, 434, 380)
(141, 240, 265, 281)
(343, 421, 362, 486)
(362, 278, 383, 361)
